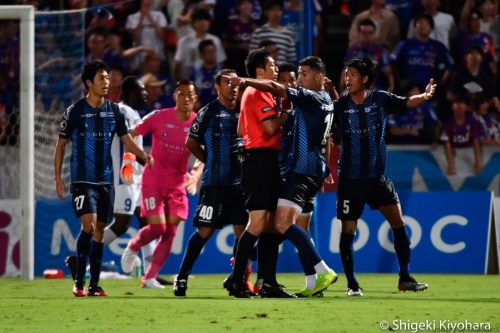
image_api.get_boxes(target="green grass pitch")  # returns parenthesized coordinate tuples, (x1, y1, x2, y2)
(0, 274, 499, 333)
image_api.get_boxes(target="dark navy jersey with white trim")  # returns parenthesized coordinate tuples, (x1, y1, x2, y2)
(189, 100, 242, 185)
(278, 108, 296, 179)
(332, 90, 408, 180)
(286, 87, 334, 178)
(59, 98, 129, 184)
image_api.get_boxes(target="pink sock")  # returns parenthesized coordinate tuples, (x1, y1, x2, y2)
(144, 223, 178, 279)
(129, 224, 167, 253)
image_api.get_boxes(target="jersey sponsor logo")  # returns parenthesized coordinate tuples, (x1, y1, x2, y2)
(345, 108, 356, 114)
(165, 123, 177, 129)
(81, 113, 96, 118)
(100, 112, 115, 118)
(262, 106, 274, 113)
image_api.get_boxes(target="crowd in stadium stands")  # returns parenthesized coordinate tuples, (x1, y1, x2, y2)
(1, 0, 499, 167)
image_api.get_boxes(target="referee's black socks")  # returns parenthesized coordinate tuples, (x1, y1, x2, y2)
(257, 233, 284, 285)
(232, 231, 258, 283)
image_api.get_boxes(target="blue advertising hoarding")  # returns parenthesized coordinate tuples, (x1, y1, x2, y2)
(35, 191, 493, 276)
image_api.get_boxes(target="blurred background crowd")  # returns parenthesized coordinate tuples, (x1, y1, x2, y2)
(0, 0, 499, 175)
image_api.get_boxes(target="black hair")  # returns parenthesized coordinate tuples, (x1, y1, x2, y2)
(215, 69, 237, 85)
(87, 26, 108, 39)
(345, 57, 375, 87)
(413, 13, 435, 30)
(245, 47, 272, 78)
(121, 75, 142, 100)
(464, 44, 484, 56)
(299, 56, 326, 74)
(263, 0, 284, 11)
(358, 18, 376, 31)
(198, 39, 216, 54)
(81, 59, 109, 90)
(174, 79, 196, 93)
(192, 8, 212, 22)
(278, 63, 297, 75)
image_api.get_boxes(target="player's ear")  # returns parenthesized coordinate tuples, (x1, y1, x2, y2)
(362, 75, 368, 85)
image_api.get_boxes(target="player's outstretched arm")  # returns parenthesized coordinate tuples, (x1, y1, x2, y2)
(186, 137, 205, 163)
(227, 76, 287, 98)
(121, 134, 153, 167)
(54, 138, 68, 200)
(407, 78, 437, 108)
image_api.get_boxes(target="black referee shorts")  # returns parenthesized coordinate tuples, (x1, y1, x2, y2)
(241, 148, 281, 211)
(336, 175, 400, 221)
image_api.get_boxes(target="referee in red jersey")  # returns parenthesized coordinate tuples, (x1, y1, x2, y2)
(224, 48, 294, 298)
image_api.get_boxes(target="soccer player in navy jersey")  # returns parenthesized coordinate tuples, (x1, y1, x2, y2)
(54, 60, 153, 297)
(227, 55, 338, 297)
(173, 69, 249, 296)
(333, 57, 435, 296)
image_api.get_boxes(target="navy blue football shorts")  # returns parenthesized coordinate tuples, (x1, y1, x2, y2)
(193, 184, 248, 229)
(70, 183, 115, 224)
(336, 175, 400, 220)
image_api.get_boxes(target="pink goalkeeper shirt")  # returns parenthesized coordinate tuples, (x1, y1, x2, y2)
(134, 107, 196, 188)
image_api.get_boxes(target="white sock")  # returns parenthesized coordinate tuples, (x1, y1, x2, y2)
(142, 239, 156, 273)
(305, 274, 317, 290)
(314, 260, 329, 274)
(103, 228, 118, 246)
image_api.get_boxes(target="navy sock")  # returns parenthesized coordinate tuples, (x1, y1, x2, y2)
(89, 240, 103, 287)
(257, 233, 283, 285)
(76, 231, 92, 285)
(232, 231, 258, 283)
(178, 232, 209, 279)
(393, 226, 411, 278)
(284, 224, 320, 275)
(339, 233, 357, 286)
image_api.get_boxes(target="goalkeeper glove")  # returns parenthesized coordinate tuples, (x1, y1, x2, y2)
(120, 152, 136, 185)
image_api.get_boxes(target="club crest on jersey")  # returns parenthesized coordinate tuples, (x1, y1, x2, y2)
(60, 121, 67, 130)
(192, 123, 199, 132)
(262, 106, 273, 113)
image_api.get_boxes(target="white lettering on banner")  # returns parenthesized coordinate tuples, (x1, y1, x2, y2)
(51, 219, 76, 255)
(328, 215, 468, 253)
(378, 216, 422, 253)
(216, 226, 235, 255)
(431, 215, 467, 253)
(329, 218, 369, 253)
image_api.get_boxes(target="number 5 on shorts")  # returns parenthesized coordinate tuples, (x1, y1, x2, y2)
(343, 200, 350, 214)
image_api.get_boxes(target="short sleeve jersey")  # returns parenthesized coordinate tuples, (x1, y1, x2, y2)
(189, 100, 242, 185)
(59, 98, 129, 184)
(286, 87, 334, 178)
(239, 87, 281, 150)
(332, 90, 408, 179)
(134, 107, 196, 188)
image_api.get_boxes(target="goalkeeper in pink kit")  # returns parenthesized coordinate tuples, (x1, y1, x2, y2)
(121, 80, 199, 288)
